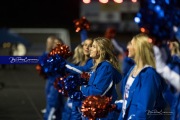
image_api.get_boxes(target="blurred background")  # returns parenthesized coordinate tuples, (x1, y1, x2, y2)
(0, 0, 142, 56)
(0, 0, 180, 119)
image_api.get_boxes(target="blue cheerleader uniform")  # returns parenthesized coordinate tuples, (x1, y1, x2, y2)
(116, 65, 166, 120)
(163, 55, 180, 120)
(81, 61, 122, 120)
(65, 58, 93, 120)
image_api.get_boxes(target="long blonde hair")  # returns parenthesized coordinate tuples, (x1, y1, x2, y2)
(169, 41, 180, 56)
(72, 38, 93, 66)
(133, 33, 155, 68)
(72, 44, 85, 65)
(92, 37, 120, 72)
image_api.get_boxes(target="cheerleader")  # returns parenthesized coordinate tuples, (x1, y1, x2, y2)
(80, 37, 122, 120)
(158, 40, 180, 120)
(43, 36, 65, 120)
(65, 38, 93, 120)
(115, 33, 166, 120)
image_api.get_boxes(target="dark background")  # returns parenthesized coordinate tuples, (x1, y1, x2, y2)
(0, 0, 80, 29)
(0, 2, 82, 120)
(0, 0, 138, 57)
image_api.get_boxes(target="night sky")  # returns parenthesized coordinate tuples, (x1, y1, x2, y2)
(0, 0, 80, 29)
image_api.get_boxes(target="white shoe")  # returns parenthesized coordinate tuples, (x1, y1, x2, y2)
(41, 108, 46, 113)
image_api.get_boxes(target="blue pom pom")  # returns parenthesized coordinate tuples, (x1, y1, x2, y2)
(136, 0, 180, 41)
(43, 55, 66, 77)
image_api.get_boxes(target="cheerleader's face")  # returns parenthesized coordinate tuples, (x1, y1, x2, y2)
(127, 39, 136, 58)
(83, 39, 93, 56)
(168, 42, 173, 51)
(90, 41, 100, 59)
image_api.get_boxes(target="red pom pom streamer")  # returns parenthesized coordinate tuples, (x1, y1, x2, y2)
(73, 16, 91, 32)
(49, 43, 72, 59)
(36, 52, 49, 79)
(36, 64, 47, 79)
(54, 73, 90, 100)
(36, 43, 72, 79)
(81, 95, 116, 120)
(80, 72, 90, 85)
(54, 76, 68, 97)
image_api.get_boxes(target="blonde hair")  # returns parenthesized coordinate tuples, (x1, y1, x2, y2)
(46, 36, 64, 52)
(133, 33, 155, 68)
(92, 37, 120, 72)
(81, 38, 93, 65)
(170, 41, 180, 56)
(72, 44, 85, 66)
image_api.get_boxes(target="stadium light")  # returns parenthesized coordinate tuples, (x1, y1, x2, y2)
(82, 0, 91, 4)
(99, 0, 109, 4)
(114, 0, 123, 3)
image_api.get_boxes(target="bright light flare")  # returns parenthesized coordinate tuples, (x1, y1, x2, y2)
(82, 0, 91, 4)
(113, 0, 123, 3)
(99, 0, 109, 4)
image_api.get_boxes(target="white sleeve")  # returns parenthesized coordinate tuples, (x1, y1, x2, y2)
(65, 64, 82, 74)
(154, 45, 180, 92)
(111, 39, 124, 54)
